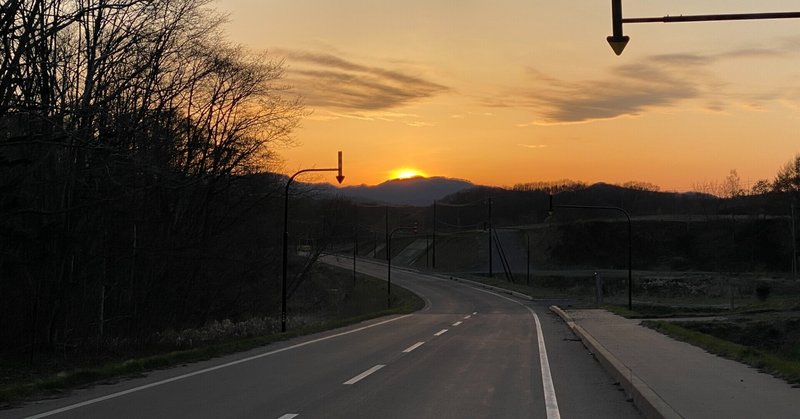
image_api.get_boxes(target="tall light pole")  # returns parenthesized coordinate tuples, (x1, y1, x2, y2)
(607, 0, 800, 55)
(526, 232, 530, 286)
(281, 152, 345, 332)
(432, 200, 437, 269)
(549, 195, 633, 311)
(387, 224, 417, 308)
(488, 197, 493, 278)
(353, 226, 358, 284)
(353, 207, 358, 285)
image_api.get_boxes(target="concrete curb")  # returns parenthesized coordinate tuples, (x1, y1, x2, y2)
(447, 276, 533, 301)
(549, 306, 683, 419)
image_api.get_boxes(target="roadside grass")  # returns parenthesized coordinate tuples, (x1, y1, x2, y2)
(603, 303, 731, 319)
(604, 297, 800, 319)
(642, 320, 800, 385)
(0, 270, 423, 406)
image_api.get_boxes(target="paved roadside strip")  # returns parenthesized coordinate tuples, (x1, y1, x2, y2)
(551, 306, 800, 419)
(550, 306, 679, 419)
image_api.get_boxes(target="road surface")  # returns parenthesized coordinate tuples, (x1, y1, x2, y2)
(6, 257, 640, 419)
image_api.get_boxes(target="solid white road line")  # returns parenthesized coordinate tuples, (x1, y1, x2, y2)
(277, 414, 299, 419)
(533, 312, 561, 419)
(343, 365, 385, 385)
(452, 321, 462, 326)
(471, 288, 561, 419)
(402, 342, 425, 353)
(434, 329, 448, 336)
(25, 314, 414, 419)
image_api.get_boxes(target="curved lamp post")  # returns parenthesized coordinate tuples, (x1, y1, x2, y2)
(387, 224, 417, 308)
(548, 194, 632, 311)
(281, 151, 344, 332)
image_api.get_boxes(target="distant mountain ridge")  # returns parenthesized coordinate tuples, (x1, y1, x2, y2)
(329, 176, 474, 206)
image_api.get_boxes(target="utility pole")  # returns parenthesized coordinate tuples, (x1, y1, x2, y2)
(526, 232, 531, 286)
(385, 206, 389, 261)
(792, 204, 797, 279)
(488, 197, 493, 278)
(432, 200, 437, 269)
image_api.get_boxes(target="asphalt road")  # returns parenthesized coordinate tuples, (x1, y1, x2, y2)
(6, 257, 641, 419)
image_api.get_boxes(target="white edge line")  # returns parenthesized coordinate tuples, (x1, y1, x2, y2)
(343, 364, 385, 385)
(534, 312, 562, 419)
(402, 342, 425, 353)
(25, 314, 413, 419)
(434, 329, 448, 336)
(277, 414, 299, 419)
(452, 321, 462, 326)
(470, 287, 561, 419)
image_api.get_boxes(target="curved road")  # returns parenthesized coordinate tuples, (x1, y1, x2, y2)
(7, 257, 641, 419)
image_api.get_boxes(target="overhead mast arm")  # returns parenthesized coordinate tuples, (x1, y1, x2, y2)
(607, 1, 800, 55)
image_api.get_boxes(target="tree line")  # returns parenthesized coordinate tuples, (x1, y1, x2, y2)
(1, 0, 304, 356)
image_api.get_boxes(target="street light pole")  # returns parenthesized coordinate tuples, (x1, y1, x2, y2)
(488, 197, 493, 279)
(387, 224, 417, 308)
(549, 195, 633, 311)
(432, 200, 437, 269)
(385, 206, 389, 261)
(353, 207, 358, 285)
(281, 152, 345, 333)
(526, 232, 531, 286)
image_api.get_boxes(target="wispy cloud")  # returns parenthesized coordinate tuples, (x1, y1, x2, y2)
(304, 110, 436, 127)
(502, 58, 709, 125)
(518, 144, 548, 149)
(276, 49, 448, 111)
(502, 46, 799, 125)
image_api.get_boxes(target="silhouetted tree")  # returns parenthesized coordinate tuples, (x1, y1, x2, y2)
(751, 179, 771, 196)
(773, 154, 800, 195)
(721, 169, 744, 198)
(0, 0, 302, 355)
(620, 181, 661, 192)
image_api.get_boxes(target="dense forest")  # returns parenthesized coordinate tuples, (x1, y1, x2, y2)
(0, 0, 308, 356)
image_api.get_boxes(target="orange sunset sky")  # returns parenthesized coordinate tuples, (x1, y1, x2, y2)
(218, 0, 800, 191)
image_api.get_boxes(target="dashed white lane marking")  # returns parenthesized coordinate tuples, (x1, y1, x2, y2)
(463, 315, 471, 319)
(343, 365, 385, 385)
(402, 342, 425, 353)
(434, 329, 448, 336)
(278, 414, 299, 419)
(470, 288, 561, 419)
(473, 311, 478, 315)
(24, 315, 413, 419)
(452, 321, 462, 326)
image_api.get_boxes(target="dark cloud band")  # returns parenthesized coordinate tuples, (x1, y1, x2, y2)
(277, 49, 448, 111)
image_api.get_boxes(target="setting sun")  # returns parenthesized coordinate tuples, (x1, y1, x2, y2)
(390, 168, 427, 180)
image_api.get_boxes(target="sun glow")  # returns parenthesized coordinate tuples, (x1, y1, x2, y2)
(390, 168, 427, 180)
